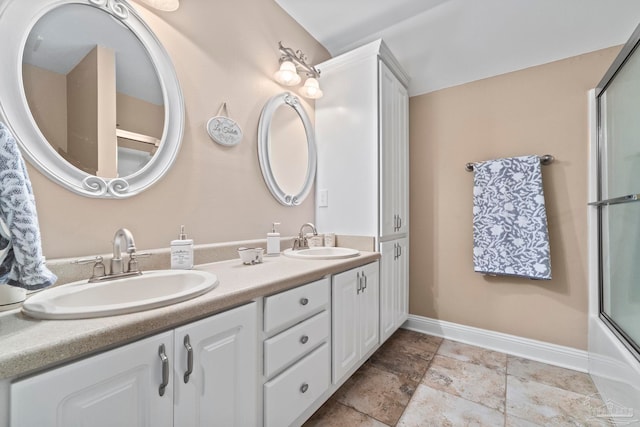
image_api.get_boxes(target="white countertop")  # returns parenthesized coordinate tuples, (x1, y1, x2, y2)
(0, 252, 379, 380)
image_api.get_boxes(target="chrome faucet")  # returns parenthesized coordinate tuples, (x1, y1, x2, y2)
(72, 228, 151, 283)
(111, 228, 137, 275)
(292, 222, 318, 250)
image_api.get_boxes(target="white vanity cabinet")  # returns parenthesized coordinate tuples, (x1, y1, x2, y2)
(332, 261, 379, 384)
(380, 238, 409, 342)
(262, 278, 331, 427)
(173, 302, 258, 427)
(315, 39, 409, 348)
(10, 302, 257, 427)
(315, 38, 409, 242)
(379, 61, 409, 239)
(10, 331, 175, 427)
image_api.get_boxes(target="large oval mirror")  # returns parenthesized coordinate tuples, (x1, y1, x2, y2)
(258, 93, 316, 206)
(0, 0, 184, 198)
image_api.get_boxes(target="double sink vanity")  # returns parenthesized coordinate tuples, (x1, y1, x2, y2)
(0, 238, 386, 427)
(0, 0, 411, 424)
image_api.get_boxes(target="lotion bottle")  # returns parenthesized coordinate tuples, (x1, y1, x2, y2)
(171, 225, 194, 269)
(266, 222, 281, 256)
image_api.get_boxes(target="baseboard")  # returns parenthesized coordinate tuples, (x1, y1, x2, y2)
(403, 314, 589, 372)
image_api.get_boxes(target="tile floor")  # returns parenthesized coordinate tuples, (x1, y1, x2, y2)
(304, 329, 614, 427)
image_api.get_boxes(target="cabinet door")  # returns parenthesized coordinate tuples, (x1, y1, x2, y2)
(379, 240, 397, 343)
(395, 238, 409, 327)
(11, 332, 174, 427)
(332, 268, 359, 383)
(379, 60, 409, 238)
(396, 83, 409, 235)
(174, 302, 258, 427)
(380, 60, 397, 237)
(359, 262, 380, 357)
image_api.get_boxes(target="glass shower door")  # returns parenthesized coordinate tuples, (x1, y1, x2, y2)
(595, 35, 640, 360)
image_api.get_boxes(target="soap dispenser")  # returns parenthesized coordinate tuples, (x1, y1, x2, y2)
(266, 222, 281, 256)
(171, 225, 194, 269)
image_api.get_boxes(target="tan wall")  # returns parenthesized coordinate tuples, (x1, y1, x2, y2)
(95, 46, 118, 178)
(409, 46, 620, 350)
(116, 92, 164, 140)
(22, 64, 67, 152)
(29, 0, 329, 259)
(67, 46, 102, 175)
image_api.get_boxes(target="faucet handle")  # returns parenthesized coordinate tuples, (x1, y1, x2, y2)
(73, 256, 106, 280)
(128, 252, 151, 273)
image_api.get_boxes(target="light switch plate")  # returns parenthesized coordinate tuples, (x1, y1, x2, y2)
(318, 189, 328, 207)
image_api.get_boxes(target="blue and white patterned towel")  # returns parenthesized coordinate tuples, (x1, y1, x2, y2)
(472, 155, 551, 280)
(0, 122, 56, 290)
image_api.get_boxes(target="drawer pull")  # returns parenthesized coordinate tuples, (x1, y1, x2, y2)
(158, 344, 169, 397)
(183, 334, 193, 384)
(300, 297, 309, 306)
(300, 335, 309, 344)
(300, 383, 309, 393)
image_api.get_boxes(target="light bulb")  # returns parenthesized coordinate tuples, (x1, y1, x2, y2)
(273, 61, 301, 86)
(300, 77, 323, 99)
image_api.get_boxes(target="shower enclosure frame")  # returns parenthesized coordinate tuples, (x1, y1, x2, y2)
(588, 20, 640, 417)
(593, 26, 640, 363)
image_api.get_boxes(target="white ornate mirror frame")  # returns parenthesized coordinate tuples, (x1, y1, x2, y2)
(0, 0, 184, 198)
(257, 92, 317, 207)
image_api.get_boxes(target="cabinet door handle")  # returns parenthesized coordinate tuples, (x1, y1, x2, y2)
(300, 335, 309, 344)
(398, 244, 402, 258)
(158, 344, 169, 397)
(183, 334, 193, 384)
(393, 243, 398, 260)
(300, 297, 309, 306)
(398, 215, 402, 230)
(363, 272, 367, 291)
(300, 383, 309, 393)
(393, 214, 398, 231)
(356, 272, 361, 294)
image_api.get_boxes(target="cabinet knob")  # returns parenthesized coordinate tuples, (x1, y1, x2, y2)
(300, 383, 309, 393)
(300, 297, 309, 306)
(300, 335, 309, 344)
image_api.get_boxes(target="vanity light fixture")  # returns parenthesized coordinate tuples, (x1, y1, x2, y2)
(273, 60, 301, 86)
(300, 77, 323, 99)
(274, 42, 323, 99)
(136, 0, 180, 12)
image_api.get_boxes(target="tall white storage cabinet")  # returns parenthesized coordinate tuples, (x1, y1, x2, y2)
(315, 39, 410, 344)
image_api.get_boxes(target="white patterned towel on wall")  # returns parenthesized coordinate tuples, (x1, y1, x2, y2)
(0, 122, 57, 290)
(472, 155, 551, 280)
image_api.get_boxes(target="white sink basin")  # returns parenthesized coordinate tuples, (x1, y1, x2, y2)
(22, 270, 219, 320)
(283, 247, 360, 260)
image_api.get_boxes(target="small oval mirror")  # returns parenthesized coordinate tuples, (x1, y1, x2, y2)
(258, 93, 316, 206)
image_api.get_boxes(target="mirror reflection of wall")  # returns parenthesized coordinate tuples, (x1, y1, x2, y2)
(21, 3, 164, 179)
(269, 105, 309, 196)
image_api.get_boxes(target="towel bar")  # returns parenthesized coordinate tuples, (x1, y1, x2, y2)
(465, 154, 554, 172)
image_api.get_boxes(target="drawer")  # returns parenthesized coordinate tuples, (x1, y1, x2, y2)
(264, 277, 329, 334)
(264, 310, 329, 378)
(264, 342, 330, 427)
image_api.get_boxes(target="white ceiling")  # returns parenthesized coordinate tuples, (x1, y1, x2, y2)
(275, 0, 640, 96)
(24, 3, 163, 105)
